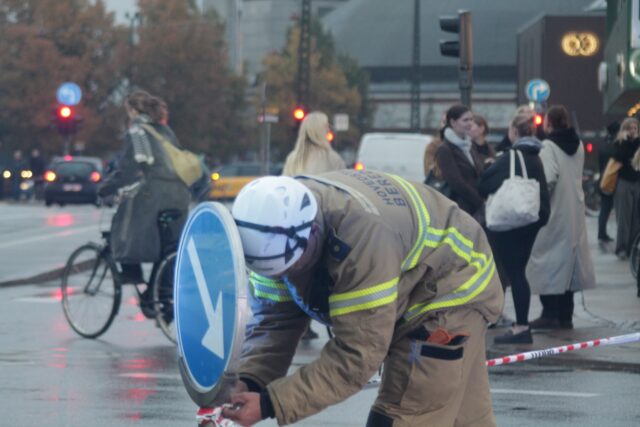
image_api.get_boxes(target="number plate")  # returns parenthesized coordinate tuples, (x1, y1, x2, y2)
(63, 184, 82, 192)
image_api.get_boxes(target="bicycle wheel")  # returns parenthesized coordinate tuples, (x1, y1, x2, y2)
(630, 233, 640, 279)
(151, 252, 177, 343)
(61, 243, 121, 338)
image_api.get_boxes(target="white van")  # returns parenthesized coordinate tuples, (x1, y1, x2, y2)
(355, 132, 432, 182)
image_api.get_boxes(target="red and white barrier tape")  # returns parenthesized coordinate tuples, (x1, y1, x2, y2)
(196, 406, 242, 427)
(486, 332, 640, 367)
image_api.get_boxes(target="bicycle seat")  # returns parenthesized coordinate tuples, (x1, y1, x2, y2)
(158, 209, 182, 224)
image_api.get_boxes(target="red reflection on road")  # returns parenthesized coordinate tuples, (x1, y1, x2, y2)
(52, 287, 73, 301)
(46, 213, 75, 228)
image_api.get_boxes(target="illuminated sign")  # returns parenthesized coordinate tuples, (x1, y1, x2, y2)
(561, 32, 599, 57)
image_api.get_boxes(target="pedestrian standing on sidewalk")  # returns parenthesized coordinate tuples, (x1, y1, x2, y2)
(435, 104, 485, 223)
(610, 117, 640, 259)
(479, 109, 550, 344)
(526, 105, 596, 330)
(224, 171, 503, 426)
(597, 121, 620, 244)
(469, 114, 496, 169)
(282, 111, 346, 340)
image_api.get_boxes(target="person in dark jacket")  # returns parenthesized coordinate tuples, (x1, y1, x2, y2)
(470, 114, 496, 169)
(435, 104, 485, 222)
(597, 121, 620, 243)
(479, 109, 550, 344)
(610, 117, 640, 259)
(98, 90, 191, 310)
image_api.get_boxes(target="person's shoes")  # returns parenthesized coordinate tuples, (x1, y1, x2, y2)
(139, 288, 156, 319)
(494, 328, 533, 344)
(616, 251, 628, 260)
(488, 315, 515, 329)
(559, 320, 574, 329)
(598, 235, 613, 243)
(529, 317, 560, 330)
(302, 326, 319, 340)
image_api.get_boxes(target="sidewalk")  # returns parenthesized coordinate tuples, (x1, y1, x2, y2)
(486, 215, 640, 373)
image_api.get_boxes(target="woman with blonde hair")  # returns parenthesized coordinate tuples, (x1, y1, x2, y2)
(282, 111, 345, 176)
(611, 117, 640, 262)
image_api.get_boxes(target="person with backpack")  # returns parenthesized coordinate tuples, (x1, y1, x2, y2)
(98, 90, 191, 312)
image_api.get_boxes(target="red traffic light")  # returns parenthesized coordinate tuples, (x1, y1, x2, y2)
(534, 114, 543, 126)
(293, 108, 306, 121)
(326, 130, 334, 142)
(58, 105, 73, 120)
(585, 142, 594, 154)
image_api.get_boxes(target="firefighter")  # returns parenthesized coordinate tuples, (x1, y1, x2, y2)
(224, 170, 504, 426)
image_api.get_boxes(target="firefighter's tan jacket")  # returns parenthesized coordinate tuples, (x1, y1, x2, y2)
(238, 170, 504, 425)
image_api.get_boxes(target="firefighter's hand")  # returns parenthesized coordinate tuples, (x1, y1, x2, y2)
(222, 392, 261, 426)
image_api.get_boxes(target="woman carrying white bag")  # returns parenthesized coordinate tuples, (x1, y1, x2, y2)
(479, 109, 550, 344)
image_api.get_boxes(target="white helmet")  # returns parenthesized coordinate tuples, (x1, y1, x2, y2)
(232, 176, 318, 277)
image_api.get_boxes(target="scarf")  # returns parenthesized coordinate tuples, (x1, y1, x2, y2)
(444, 127, 473, 164)
(513, 136, 542, 151)
(129, 115, 155, 165)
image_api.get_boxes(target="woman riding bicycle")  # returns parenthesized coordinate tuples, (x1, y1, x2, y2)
(98, 90, 190, 308)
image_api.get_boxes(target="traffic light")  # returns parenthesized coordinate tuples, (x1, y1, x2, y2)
(534, 113, 543, 126)
(293, 107, 306, 122)
(439, 10, 473, 106)
(55, 104, 81, 135)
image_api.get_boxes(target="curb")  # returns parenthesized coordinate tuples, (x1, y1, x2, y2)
(0, 267, 65, 288)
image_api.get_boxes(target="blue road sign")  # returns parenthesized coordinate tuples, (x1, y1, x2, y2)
(56, 82, 82, 106)
(175, 202, 248, 406)
(525, 79, 550, 103)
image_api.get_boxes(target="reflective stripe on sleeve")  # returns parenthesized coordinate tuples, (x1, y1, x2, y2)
(389, 175, 495, 321)
(249, 272, 293, 303)
(329, 277, 398, 317)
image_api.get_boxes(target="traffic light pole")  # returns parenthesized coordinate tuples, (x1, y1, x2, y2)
(458, 11, 473, 108)
(410, 0, 421, 131)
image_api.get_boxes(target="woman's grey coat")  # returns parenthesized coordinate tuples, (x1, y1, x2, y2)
(526, 130, 596, 295)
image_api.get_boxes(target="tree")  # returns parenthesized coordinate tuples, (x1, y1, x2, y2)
(0, 0, 123, 158)
(258, 19, 373, 159)
(130, 0, 248, 160)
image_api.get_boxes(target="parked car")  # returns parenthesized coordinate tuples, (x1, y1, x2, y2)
(44, 156, 104, 206)
(209, 162, 282, 200)
(354, 132, 433, 182)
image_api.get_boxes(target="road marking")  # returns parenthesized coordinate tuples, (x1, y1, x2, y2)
(491, 388, 599, 398)
(0, 224, 98, 249)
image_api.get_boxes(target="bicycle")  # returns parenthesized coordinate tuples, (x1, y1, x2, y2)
(60, 207, 183, 343)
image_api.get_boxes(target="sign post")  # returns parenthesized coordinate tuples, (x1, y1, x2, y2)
(174, 202, 249, 407)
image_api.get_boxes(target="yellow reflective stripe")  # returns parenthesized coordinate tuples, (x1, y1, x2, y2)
(405, 258, 495, 319)
(387, 176, 495, 319)
(249, 272, 292, 302)
(329, 277, 398, 317)
(330, 292, 397, 317)
(391, 175, 429, 270)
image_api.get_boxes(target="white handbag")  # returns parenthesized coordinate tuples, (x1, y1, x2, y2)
(486, 149, 540, 231)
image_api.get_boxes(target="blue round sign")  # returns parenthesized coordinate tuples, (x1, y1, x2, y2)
(525, 79, 550, 103)
(56, 82, 83, 106)
(175, 202, 248, 406)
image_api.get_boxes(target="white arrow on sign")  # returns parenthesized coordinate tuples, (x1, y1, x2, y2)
(187, 238, 224, 359)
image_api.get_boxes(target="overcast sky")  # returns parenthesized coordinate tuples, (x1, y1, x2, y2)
(104, 0, 137, 24)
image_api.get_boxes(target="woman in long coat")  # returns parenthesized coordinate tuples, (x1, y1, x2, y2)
(526, 105, 596, 329)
